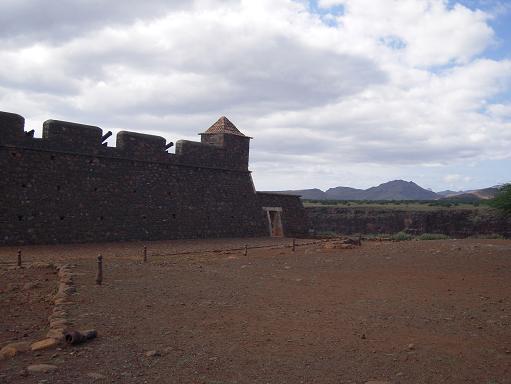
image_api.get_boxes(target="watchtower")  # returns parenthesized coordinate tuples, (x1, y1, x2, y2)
(200, 116, 251, 171)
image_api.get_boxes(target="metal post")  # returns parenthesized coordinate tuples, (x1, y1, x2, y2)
(292, 239, 296, 252)
(96, 255, 103, 285)
(244, 244, 248, 256)
(143, 246, 147, 263)
(17, 249, 22, 267)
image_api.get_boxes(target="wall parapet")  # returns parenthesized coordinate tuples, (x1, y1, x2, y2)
(0, 111, 247, 171)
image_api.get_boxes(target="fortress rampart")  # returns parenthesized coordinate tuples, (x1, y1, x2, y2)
(0, 111, 307, 245)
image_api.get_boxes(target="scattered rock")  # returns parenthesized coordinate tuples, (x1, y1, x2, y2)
(54, 298, 73, 305)
(60, 277, 73, 285)
(323, 241, 356, 250)
(49, 319, 70, 328)
(365, 381, 391, 384)
(344, 237, 362, 246)
(46, 329, 66, 341)
(28, 262, 54, 268)
(0, 346, 16, 360)
(0, 341, 31, 359)
(145, 350, 161, 357)
(86, 372, 106, 380)
(27, 364, 58, 373)
(57, 265, 72, 274)
(51, 309, 68, 318)
(58, 284, 76, 294)
(406, 343, 415, 351)
(31, 338, 59, 351)
(23, 282, 40, 290)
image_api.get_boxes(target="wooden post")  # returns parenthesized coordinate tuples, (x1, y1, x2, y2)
(143, 246, 147, 263)
(292, 239, 296, 252)
(17, 249, 22, 267)
(96, 255, 103, 285)
(244, 244, 248, 256)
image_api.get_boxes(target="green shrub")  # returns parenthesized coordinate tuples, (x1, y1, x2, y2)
(488, 184, 511, 215)
(364, 233, 391, 239)
(391, 231, 413, 241)
(417, 233, 449, 240)
(315, 231, 338, 237)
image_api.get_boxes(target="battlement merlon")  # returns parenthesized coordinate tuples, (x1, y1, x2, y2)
(0, 111, 25, 141)
(43, 119, 103, 150)
(0, 111, 251, 171)
(116, 131, 167, 156)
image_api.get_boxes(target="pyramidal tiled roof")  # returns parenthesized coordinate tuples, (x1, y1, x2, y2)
(203, 116, 246, 136)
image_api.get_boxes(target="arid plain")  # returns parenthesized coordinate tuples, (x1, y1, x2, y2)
(1, 237, 510, 383)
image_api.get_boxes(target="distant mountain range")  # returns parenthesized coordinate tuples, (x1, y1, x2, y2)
(272, 180, 502, 201)
(436, 187, 500, 200)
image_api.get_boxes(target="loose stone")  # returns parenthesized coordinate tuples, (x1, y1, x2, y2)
(31, 338, 59, 351)
(27, 364, 58, 373)
(0, 341, 31, 359)
(87, 372, 106, 380)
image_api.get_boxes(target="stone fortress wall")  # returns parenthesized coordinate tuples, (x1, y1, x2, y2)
(0, 111, 308, 245)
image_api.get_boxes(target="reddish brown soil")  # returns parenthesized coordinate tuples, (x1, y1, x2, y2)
(1, 238, 510, 383)
(0, 265, 56, 346)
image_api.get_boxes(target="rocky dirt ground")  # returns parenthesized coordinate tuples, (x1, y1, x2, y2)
(0, 237, 510, 383)
(0, 265, 56, 346)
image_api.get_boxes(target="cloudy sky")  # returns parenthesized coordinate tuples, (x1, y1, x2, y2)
(1, 0, 510, 192)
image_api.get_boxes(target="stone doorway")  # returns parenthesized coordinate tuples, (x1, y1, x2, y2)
(263, 207, 283, 237)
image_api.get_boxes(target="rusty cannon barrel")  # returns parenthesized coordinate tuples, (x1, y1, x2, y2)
(65, 329, 97, 345)
(164, 141, 174, 150)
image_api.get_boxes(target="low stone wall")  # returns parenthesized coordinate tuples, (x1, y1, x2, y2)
(0, 262, 80, 361)
(307, 206, 511, 238)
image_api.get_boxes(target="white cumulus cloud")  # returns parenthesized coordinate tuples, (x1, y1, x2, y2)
(0, 0, 509, 190)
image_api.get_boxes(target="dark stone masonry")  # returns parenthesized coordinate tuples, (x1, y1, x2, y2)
(0, 111, 308, 245)
(306, 206, 511, 238)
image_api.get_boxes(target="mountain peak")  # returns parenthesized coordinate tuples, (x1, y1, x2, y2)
(273, 180, 439, 200)
(363, 180, 437, 200)
(380, 179, 416, 186)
